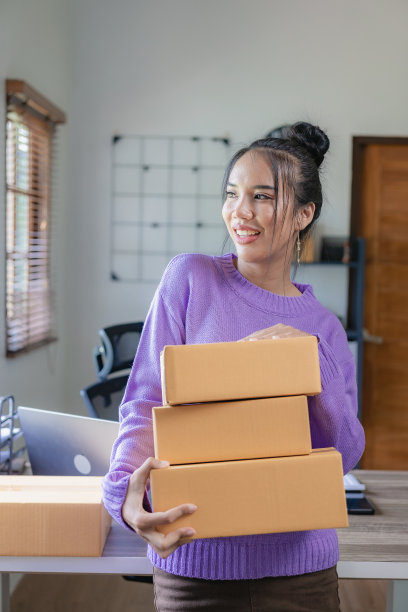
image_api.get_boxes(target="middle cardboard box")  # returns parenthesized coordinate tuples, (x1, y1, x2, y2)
(153, 395, 312, 465)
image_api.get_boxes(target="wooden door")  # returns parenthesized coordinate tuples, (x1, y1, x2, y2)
(351, 138, 408, 469)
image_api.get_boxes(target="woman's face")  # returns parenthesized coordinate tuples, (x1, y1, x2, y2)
(222, 151, 298, 269)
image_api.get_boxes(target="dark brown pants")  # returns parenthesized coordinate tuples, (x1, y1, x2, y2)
(153, 565, 340, 612)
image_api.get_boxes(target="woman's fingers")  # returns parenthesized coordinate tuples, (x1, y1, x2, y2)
(123, 458, 198, 558)
(123, 458, 199, 559)
(147, 526, 197, 559)
(134, 503, 197, 531)
(123, 457, 169, 527)
(130, 457, 169, 497)
(239, 324, 310, 341)
(134, 509, 197, 559)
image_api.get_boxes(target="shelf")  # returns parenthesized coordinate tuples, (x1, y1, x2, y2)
(301, 237, 365, 419)
(300, 260, 358, 268)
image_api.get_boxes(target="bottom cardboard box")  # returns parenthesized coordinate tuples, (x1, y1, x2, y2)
(151, 448, 348, 539)
(0, 476, 111, 556)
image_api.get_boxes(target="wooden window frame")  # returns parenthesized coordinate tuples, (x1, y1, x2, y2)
(5, 80, 66, 357)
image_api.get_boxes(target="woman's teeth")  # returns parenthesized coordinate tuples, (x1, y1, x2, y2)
(235, 229, 260, 236)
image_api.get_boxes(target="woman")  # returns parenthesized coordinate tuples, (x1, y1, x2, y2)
(102, 122, 365, 611)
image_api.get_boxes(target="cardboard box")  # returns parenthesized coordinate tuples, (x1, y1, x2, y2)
(0, 476, 111, 556)
(150, 449, 348, 539)
(161, 335, 321, 405)
(153, 396, 312, 464)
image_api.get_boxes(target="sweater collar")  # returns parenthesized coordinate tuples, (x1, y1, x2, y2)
(216, 253, 317, 316)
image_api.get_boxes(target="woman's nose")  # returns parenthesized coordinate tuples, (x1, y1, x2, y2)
(233, 196, 254, 219)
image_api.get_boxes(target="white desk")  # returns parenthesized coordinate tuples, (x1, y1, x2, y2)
(1, 470, 408, 612)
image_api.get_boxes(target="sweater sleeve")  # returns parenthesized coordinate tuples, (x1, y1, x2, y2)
(102, 283, 185, 529)
(308, 327, 365, 474)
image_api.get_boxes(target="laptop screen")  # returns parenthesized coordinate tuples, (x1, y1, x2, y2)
(18, 406, 119, 476)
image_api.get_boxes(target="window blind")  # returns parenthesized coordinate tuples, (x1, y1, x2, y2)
(5, 80, 66, 356)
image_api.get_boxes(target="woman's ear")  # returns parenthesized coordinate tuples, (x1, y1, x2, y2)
(296, 202, 315, 231)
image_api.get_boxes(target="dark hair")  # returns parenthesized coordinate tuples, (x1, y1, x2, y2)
(222, 122, 330, 242)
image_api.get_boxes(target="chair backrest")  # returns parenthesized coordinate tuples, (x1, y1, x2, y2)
(80, 375, 129, 421)
(93, 322, 143, 380)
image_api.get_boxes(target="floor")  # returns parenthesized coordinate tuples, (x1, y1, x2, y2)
(10, 574, 387, 611)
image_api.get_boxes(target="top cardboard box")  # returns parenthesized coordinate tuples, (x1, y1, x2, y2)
(161, 335, 321, 405)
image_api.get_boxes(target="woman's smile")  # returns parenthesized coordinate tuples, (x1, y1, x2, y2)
(232, 223, 261, 244)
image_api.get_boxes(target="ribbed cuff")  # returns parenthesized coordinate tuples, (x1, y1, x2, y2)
(102, 473, 134, 532)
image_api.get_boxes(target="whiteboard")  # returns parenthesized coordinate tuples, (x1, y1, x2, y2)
(110, 135, 231, 282)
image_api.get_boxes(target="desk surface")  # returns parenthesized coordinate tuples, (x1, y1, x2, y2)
(337, 469, 408, 579)
(340, 470, 408, 562)
(1, 470, 407, 579)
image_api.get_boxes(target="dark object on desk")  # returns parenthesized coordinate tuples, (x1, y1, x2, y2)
(93, 322, 144, 380)
(80, 375, 128, 421)
(320, 236, 351, 263)
(346, 493, 375, 515)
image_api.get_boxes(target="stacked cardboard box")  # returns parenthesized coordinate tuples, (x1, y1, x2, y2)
(151, 334, 348, 539)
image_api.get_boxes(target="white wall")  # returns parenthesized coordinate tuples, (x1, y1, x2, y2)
(64, 0, 408, 412)
(0, 0, 72, 410)
(1, 0, 408, 414)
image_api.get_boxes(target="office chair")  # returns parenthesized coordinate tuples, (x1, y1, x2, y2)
(80, 375, 128, 421)
(93, 322, 144, 380)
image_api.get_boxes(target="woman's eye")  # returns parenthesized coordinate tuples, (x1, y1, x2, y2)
(225, 191, 237, 199)
(254, 193, 274, 200)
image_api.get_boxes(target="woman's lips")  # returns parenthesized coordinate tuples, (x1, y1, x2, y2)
(233, 227, 261, 244)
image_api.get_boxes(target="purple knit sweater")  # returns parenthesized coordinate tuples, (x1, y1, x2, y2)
(102, 252, 365, 580)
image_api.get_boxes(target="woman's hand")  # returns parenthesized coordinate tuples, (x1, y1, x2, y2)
(239, 323, 311, 341)
(122, 457, 197, 559)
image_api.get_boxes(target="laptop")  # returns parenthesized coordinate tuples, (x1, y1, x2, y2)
(17, 406, 119, 476)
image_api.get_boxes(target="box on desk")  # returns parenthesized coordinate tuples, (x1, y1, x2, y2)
(160, 335, 321, 405)
(153, 395, 312, 464)
(150, 448, 348, 539)
(0, 476, 111, 556)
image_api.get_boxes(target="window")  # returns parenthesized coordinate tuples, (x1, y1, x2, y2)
(5, 80, 66, 356)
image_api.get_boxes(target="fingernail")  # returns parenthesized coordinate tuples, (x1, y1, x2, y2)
(185, 528, 195, 536)
(159, 460, 170, 467)
(189, 504, 198, 512)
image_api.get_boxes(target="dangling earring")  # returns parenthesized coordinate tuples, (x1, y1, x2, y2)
(296, 232, 301, 264)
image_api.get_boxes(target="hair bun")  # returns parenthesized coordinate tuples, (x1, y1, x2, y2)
(287, 122, 330, 167)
